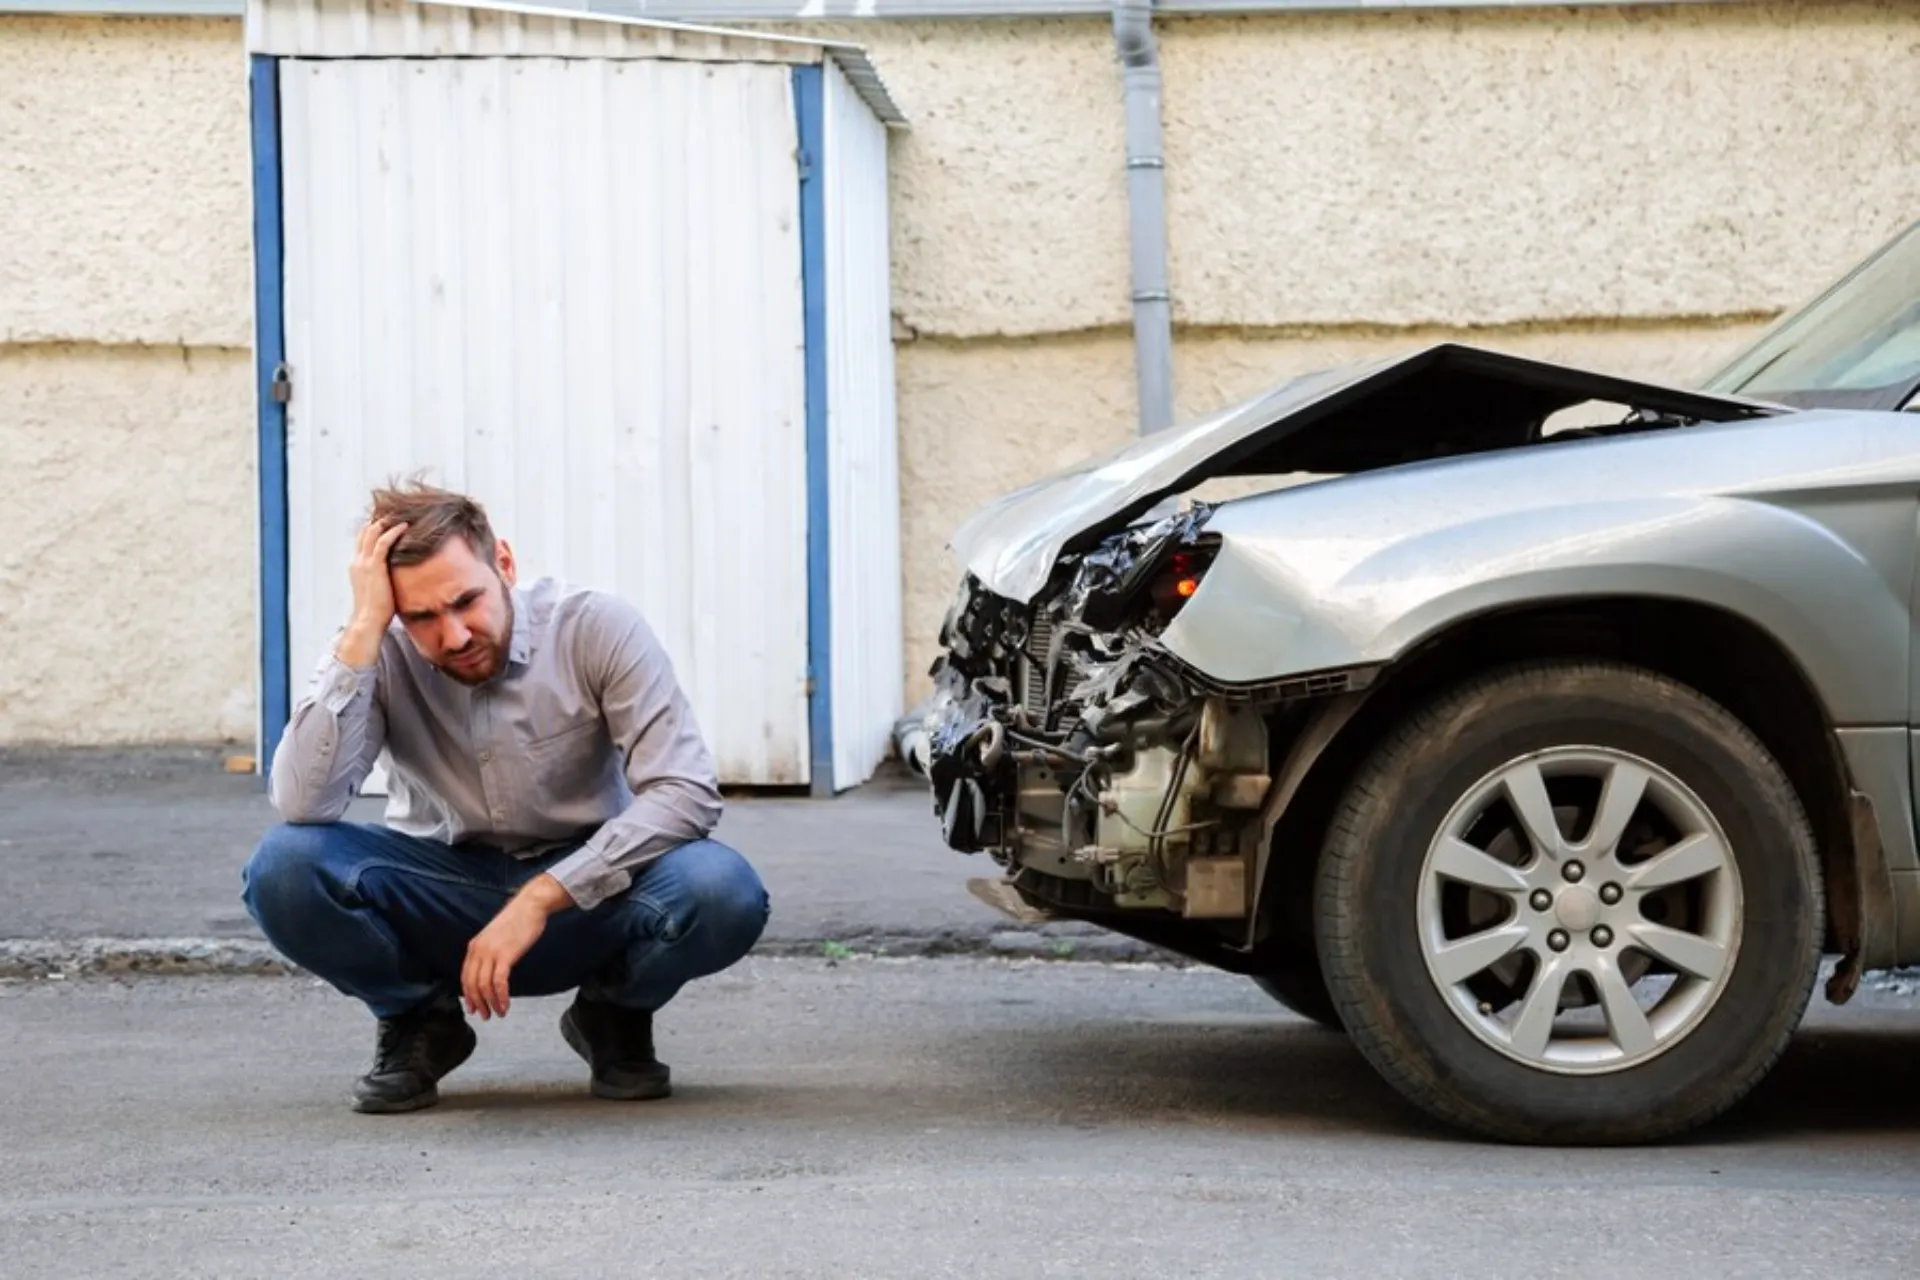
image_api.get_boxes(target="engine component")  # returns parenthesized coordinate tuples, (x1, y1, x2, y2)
(1094, 744, 1203, 851)
(923, 514, 1276, 916)
(1061, 697, 1273, 914)
(1184, 857, 1249, 919)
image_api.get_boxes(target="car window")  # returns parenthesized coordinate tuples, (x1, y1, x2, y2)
(1705, 221, 1920, 412)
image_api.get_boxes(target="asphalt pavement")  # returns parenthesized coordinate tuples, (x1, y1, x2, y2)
(5, 748, 1920, 1276)
(2, 958, 1917, 1278)
(0, 747, 1152, 970)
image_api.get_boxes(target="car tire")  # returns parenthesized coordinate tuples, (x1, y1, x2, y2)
(1251, 958, 1344, 1031)
(1314, 660, 1823, 1145)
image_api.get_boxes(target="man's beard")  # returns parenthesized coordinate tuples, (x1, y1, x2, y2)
(437, 592, 514, 686)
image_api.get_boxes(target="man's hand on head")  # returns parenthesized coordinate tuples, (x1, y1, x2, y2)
(334, 518, 410, 669)
(461, 873, 575, 1020)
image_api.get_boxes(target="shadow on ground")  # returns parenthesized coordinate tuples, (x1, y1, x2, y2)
(378, 1013, 1920, 1149)
(1713, 1023, 1920, 1138)
(892, 1002, 1920, 1145)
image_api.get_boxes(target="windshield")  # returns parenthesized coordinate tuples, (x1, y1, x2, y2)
(1704, 220, 1920, 411)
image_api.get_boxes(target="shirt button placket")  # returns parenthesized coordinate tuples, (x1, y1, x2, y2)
(474, 690, 504, 829)
(479, 746, 495, 826)
(488, 742, 504, 827)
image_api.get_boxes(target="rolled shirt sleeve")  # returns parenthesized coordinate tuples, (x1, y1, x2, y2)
(543, 597, 724, 910)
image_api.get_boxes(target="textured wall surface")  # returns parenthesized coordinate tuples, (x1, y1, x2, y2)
(814, 17, 1130, 340)
(0, 18, 252, 346)
(1155, 3, 1920, 328)
(805, 3, 1919, 337)
(1, 18, 255, 745)
(0, 346, 257, 743)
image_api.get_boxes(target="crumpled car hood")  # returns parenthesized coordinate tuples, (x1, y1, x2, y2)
(948, 343, 1778, 604)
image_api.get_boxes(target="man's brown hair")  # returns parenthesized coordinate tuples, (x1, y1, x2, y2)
(369, 478, 499, 569)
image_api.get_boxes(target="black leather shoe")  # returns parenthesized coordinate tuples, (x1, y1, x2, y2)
(352, 993, 477, 1114)
(559, 995, 672, 1101)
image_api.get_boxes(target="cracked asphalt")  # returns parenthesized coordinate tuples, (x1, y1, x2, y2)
(3, 957, 1918, 1279)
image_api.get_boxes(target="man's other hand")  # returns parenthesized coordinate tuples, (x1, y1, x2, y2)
(461, 874, 573, 1019)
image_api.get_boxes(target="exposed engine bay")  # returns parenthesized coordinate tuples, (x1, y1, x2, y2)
(908, 505, 1369, 942)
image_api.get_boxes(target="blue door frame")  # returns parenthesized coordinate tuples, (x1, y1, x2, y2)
(249, 55, 840, 795)
(793, 63, 836, 798)
(250, 54, 291, 779)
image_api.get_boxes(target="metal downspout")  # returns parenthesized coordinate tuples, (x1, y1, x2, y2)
(1113, 0, 1175, 434)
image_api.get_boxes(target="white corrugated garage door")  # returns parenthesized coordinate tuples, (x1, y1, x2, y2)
(277, 56, 812, 786)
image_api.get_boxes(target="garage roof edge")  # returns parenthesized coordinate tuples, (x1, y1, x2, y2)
(244, 0, 906, 125)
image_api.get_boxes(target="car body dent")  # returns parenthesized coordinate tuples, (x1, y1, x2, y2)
(1148, 409, 1920, 729)
(950, 344, 1778, 605)
(947, 362, 1378, 606)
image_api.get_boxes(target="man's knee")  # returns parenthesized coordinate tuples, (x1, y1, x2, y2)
(242, 822, 349, 926)
(674, 841, 770, 957)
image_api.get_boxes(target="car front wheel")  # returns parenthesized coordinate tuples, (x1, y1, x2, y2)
(1314, 660, 1823, 1144)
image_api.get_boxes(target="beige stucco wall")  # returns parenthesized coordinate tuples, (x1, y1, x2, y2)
(0, 17, 256, 744)
(0, 345, 258, 742)
(816, 2, 1920, 338)
(3, 4, 1917, 742)
(0, 17, 252, 345)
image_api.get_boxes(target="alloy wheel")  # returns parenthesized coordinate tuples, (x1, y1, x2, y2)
(1416, 746, 1743, 1075)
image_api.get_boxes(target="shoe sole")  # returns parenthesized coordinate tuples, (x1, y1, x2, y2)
(352, 1086, 442, 1115)
(560, 1011, 672, 1101)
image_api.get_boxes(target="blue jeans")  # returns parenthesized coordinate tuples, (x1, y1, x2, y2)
(241, 823, 769, 1019)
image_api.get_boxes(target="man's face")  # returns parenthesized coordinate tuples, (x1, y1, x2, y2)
(390, 535, 519, 685)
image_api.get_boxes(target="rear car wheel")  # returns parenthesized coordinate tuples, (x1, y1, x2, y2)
(1314, 661, 1822, 1144)
(1251, 958, 1344, 1031)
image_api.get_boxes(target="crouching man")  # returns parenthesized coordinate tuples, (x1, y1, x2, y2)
(242, 482, 768, 1113)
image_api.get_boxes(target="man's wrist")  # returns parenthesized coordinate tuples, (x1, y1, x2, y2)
(515, 873, 575, 917)
(334, 616, 389, 670)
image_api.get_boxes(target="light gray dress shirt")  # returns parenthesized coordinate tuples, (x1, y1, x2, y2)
(268, 577, 724, 910)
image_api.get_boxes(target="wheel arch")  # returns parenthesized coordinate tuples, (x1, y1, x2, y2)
(1252, 595, 1875, 991)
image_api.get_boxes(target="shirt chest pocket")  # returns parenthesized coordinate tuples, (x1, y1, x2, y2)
(526, 719, 609, 798)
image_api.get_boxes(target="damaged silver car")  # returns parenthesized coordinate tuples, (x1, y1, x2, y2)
(902, 219, 1920, 1144)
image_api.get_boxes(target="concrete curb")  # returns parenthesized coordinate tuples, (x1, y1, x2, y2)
(7, 938, 1917, 992)
(0, 929, 1173, 980)
(0, 938, 300, 980)
(793, 927, 1169, 965)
